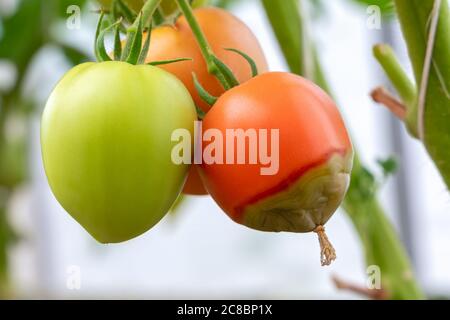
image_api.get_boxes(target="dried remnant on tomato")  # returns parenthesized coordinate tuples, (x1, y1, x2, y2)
(199, 72, 353, 266)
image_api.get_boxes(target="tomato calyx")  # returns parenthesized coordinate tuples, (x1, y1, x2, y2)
(95, 0, 193, 67)
(224, 48, 259, 78)
(193, 48, 260, 107)
(173, 0, 260, 106)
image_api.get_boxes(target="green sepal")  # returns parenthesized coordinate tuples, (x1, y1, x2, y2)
(113, 23, 122, 61)
(195, 105, 206, 120)
(193, 72, 218, 106)
(211, 55, 239, 88)
(153, 7, 165, 26)
(122, 13, 143, 64)
(225, 48, 258, 77)
(94, 12, 106, 62)
(138, 22, 153, 65)
(147, 58, 192, 66)
(116, 0, 138, 23)
(96, 18, 123, 62)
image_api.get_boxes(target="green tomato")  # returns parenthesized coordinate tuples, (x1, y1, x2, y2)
(41, 62, 196, 243)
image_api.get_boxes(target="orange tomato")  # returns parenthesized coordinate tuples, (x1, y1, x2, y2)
(199, 72, 353, 265)
(147, 7, 268, 195)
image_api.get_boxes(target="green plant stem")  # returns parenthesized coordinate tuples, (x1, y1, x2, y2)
(344, 157, 423, 299)
(373, 43, 418, 136)
(141, 0, 162, 26)
(261, 0, 424, 299)
(373, 44, 417, 107)
(176, 0, 214, 71)
(175, 0, 230, 89)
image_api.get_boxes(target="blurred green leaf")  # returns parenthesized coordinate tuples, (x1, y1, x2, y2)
(60, 45, 91, 65)
(377, 156, 399, 177)
(0, 0, 43, 74)
(349, 165, 377, 200)
(55, 0, 88, 18)
(0, 137, 27, 189)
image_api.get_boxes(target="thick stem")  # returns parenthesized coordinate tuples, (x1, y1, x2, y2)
(373, 42, 419, 136)
(141, 0, 162, 26)
(176, 0, 214, 71)
(395, 0, 450, 189)
(314, 225, 336, 266)
(373, 44, 417, 107)
(417, 0, 442, 142)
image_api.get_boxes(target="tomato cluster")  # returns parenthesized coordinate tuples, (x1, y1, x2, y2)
(41, 2, 352, 265)
(148, 7, 268, 194)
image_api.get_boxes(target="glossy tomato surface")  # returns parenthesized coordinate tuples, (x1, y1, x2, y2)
(41, 62, 197, 243)
(199, 72, 352, 221)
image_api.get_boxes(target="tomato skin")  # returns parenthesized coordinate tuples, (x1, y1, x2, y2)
(41, 61, 197, 243)
(199, 72, 353, 224)
(147, 7, 268, 113)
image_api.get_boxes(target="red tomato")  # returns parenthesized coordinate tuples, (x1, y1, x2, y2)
(199, 72, 353, 265)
